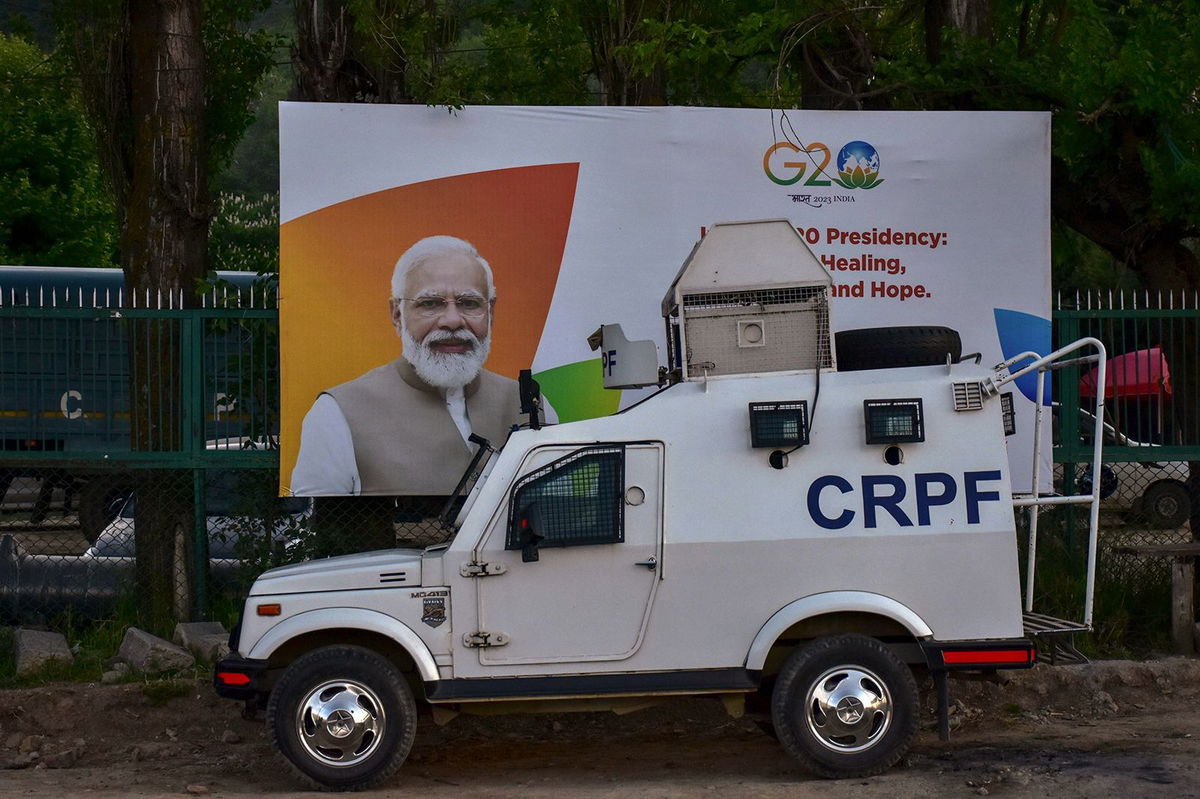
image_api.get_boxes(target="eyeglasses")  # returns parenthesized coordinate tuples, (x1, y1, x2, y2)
(399, 294, 490, 318)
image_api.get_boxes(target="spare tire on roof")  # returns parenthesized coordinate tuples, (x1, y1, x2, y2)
(835, 326, 962, 371)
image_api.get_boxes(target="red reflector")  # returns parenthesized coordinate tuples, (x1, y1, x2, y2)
(217, 671, 252, 685)
(942, 649, 1031, 665)
(257, 603, 282, 616)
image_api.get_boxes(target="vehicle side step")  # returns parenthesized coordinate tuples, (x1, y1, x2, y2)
(1022, 612, 1089, 665)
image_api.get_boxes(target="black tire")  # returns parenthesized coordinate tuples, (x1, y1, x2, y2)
(268, 645, 417, 791)
(1140, 481, 1190, 529)
(835, 326, 961, 372)
(77, 476, 132, 544)
(771, 634, 919, 779)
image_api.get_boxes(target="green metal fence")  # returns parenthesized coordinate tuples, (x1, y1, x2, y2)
(0, 284, 284, 629)
(1046, 290, 1200, 651)
(0, 278, 460, 631)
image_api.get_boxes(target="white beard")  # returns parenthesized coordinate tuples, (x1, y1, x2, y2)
(402, 325, 491, 389)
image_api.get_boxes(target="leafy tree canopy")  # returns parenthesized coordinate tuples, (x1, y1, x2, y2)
(0, 32, 116, 266)
(874, 1, 1200, 292)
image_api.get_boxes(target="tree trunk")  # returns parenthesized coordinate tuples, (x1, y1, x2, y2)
(579, 0, 670, 106)
(948, 0, 991, 39)
(123, 0, 209, 633)
(293, 0, 419, 104)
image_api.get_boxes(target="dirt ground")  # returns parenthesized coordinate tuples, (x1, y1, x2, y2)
(1, 658, 1199, 798)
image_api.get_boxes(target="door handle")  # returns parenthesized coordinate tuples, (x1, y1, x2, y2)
(635, 556, 657, 570)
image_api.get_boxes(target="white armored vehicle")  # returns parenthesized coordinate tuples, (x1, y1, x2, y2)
(216, 220, 1107, 790)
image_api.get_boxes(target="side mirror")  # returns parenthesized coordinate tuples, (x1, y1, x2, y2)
(518, 369, 542, 431)
(518, 503, 545, 563)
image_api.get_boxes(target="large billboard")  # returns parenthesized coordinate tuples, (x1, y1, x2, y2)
(280, 105, 1051, 496)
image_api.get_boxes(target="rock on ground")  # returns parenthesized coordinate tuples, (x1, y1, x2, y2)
(14, 629, 73, 676)
(43, 746, 83, 769)
(101, 662, 130, 684)
(118, 628, 195, 673)
(172, 622, 229, 663)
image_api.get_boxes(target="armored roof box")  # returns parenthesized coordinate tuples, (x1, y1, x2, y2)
(661, 220, 834, 380)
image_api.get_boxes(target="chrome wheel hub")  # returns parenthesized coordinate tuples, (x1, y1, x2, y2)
(297, 679, 386, 767)
(804, 665, 892, 753)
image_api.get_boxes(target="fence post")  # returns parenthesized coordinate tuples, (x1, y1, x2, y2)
(1171, 557, 1196, 654)
(183, 313, 208, 620)
(1057, 308, 1082, 554)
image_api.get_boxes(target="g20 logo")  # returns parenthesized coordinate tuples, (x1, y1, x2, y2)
(763, 140, 884, 190)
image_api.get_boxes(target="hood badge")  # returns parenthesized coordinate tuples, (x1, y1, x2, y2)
(422, 597, 447, 628)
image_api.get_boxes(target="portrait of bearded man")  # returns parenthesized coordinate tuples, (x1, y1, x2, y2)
(291, 235, 546, 496)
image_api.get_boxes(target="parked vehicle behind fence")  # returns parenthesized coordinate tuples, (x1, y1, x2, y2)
(0, 488, 309, 621)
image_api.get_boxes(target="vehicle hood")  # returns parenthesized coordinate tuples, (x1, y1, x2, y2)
(249, 549, 423, 595)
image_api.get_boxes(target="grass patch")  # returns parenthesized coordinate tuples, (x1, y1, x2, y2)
(141, 678, 192, 706)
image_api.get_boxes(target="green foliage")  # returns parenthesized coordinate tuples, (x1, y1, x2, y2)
(1052, 222, 1139, 293)
(430, 9, 592, 105)
(0, 33, 116, 266)
(204, 0, 287, 173)
(204, 469, 311, 586)
(216, 64, 291, 196)
(208, 192, 279, 275)
(876, 1, 1200, 285)
(622, 10, 775, 106)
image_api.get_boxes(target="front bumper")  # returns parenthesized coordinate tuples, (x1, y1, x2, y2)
(213, 656, 270, 701)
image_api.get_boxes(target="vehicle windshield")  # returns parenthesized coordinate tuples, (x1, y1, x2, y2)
(434, 436, 497, 543)
(1073, 406, 1154, 448)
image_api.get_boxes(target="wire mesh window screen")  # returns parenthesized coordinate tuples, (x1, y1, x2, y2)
(864, 399, 925, 444)
(506, 445, 625, 551)
(681, 286, 826, 309)
(749, 401, 809, 448)
(1000, 392, 1017, 436)
(682, 297, 831, 376)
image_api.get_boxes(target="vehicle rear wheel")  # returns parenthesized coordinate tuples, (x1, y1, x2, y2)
(1140, 481, 1190, 529)
(835, 326, 962, 371)
(268, 645, 417, 791)
(771, 634, 918, 778)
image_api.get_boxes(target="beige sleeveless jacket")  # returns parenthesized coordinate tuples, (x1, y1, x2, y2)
(325, 358, 523, 495)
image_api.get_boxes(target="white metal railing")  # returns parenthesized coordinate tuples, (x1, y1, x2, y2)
(988, 337, 1107, 629)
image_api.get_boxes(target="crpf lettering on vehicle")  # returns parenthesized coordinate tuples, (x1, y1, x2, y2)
(806, 470, 1003, 530)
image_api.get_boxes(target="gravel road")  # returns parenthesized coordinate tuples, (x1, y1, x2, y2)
(2, 658, 1199, 798)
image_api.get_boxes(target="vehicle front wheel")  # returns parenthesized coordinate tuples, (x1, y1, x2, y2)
(267, 645, 417, 791)
(771, 634, 918, 778)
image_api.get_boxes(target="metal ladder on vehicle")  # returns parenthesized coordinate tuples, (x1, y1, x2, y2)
(993, 337, 1108, 664)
